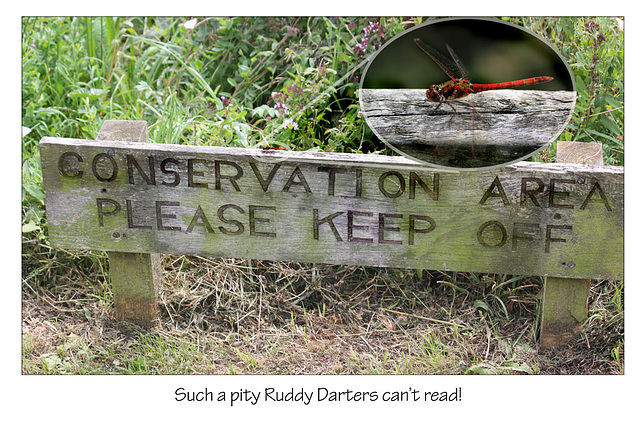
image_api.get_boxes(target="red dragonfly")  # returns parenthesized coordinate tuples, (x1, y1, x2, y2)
(414, 38, 553, 110)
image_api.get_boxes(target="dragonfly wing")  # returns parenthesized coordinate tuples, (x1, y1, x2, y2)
(414, 38, 463, 81)
(445, 44, 473, 82)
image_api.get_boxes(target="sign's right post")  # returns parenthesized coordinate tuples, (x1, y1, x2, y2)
(540, 141, 605, 348)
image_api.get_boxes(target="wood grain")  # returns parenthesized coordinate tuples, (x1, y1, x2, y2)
(360, 89, 577, 168)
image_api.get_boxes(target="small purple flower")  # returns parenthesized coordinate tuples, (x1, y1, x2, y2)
(272, 92, 288, 103)
(282, 119, 298, 130)
(364, 21, 385, 38)
(354, 42, 367, 54)
(285, 84, 304, 98)
(354, 21, 385, 57)
(274, 103, 289, 116)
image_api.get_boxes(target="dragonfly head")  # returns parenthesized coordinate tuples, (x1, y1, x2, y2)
(426, 84, 443, 102)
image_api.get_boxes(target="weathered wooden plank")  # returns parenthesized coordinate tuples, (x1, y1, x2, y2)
(95, 121, 161, 328)
(360, 88, 577, 168)
(556, 140, 603, 165)
(96, 120, 151, 143)
(540, 141, 606, 348)
(40, 137, 623, 280)
(108, 251, 161, 326)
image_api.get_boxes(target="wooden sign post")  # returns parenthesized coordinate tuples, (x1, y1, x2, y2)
(40, 121, 623, 346)
(540, 140, 608, 347)
(95, 121, 161, 327)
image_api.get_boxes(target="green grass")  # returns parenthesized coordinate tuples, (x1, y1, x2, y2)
(22, 16, 624, 375)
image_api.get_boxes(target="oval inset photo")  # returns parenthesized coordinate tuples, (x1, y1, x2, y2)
(360, 18, 576, 169)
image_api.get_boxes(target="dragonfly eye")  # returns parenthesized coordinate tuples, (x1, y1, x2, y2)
(426, 84, 442, 102)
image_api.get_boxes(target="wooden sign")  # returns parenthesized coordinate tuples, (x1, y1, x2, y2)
(40, 137, 623, 280)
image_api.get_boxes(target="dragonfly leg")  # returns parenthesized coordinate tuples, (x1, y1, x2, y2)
(434, 100, 456, 113)
(448, 101, 457, 113)
(467, 101, 488, 126)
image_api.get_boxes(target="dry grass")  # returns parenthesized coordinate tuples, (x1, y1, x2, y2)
(22, 241, 623, 375)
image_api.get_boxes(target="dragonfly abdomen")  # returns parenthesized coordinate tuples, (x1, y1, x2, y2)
(470, 76, 554, 93)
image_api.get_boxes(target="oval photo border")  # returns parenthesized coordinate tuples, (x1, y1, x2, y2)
(359, 17, 576, 170)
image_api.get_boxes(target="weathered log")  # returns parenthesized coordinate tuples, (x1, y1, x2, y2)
(360, 89, 577, 168)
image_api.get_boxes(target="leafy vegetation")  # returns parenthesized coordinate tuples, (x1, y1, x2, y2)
(22, 16, 624, 374)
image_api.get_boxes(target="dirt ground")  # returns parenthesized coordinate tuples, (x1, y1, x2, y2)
(21, 245, 624, 375)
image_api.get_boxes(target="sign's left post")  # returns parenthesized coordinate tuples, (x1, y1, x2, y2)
(95, 120, 161, 328)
